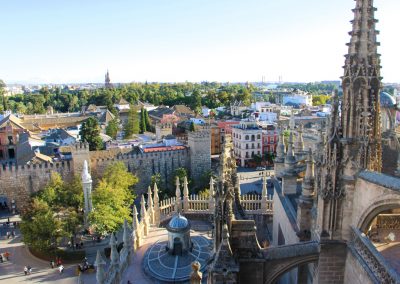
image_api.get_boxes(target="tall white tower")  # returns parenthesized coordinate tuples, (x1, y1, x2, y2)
(81, 160, 93, 228)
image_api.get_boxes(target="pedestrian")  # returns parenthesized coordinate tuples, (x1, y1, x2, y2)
(27, 266, 32, 274)
(59, 265, 64, 274)
(0, 254, 3, 263)
(11, 230, 15, 238)
(24, 266, 28, 275)
(50, 260, 55, 268)
(6, 231, 10, 239)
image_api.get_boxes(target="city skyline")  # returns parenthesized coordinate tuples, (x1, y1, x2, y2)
(1, 0, 399, 84)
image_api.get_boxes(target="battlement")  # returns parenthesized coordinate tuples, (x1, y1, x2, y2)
(156, 122, 173, 129)
(74, 142, 90, 151)
(90, 148, 189, 164)
(187, 130, 211, 140)
(0, 160, 71, 175)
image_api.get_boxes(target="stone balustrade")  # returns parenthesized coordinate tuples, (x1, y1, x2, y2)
(348, 226, 400, 284)
(95, 176, 274, 284)
(240, 194, 273, 213)
(188, 194, 210, 212)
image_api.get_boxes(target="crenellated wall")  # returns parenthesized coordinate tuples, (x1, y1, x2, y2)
(0, 161, 73, 210)
(0, 136, 212, 209)
(89, 148, 190, 195)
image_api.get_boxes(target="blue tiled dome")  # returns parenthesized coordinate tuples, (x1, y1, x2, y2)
(380, 92, 396, 108)
(168, 213, 189, 229)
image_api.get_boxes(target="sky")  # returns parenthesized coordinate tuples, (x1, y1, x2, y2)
(0, 0, 399, 84)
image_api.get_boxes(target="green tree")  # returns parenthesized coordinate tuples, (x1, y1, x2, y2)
(144, 109, 152, 131)
(312, 94, 331, 106)
(89, 162, 137, 234)
(169, 167, 188, 194)
(0, 79, 7, 111)
(124, 107, 139, 138)
(189, 121, 195, 132)
(139, 108, 147, 134)
(106, 118, 119, 139)
(80, 117, 103, 151)
(20, 198, 62, 252)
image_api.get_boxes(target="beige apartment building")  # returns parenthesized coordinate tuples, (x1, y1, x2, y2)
(232, 119, 262, 167)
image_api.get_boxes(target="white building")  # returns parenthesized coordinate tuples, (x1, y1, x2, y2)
(282, 91, 313, 106)
(232, 119, 262, 167)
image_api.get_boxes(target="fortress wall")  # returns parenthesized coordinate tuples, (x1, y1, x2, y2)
(0, 161, 73, 210)
(90, 149, 190, 195)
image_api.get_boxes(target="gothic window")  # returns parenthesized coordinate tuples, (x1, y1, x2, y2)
(251, 135, 255, 141)
(245, 135, 249, 140)
(257, 134, 261, 139)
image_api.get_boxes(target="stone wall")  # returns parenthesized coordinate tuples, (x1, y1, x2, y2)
(272, 184, 299, 246)
(0, 135, 213, 208)
(187, 130, 211, 183)
(314, 240, 346, 284)
(90, 148, 190, 195)
(0, 161, 73, 210)
(344, 250, 374, 284)
(351, 172, 400, 233)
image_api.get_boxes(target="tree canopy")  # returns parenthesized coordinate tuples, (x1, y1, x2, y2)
(89, 162, 137, 234)
(80, 117, 103, 151)
(124, 107, 139, 138)
(20, 173, 83, 252)
(105, 118, 119, 139)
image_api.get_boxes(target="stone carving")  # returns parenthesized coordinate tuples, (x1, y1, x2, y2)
(349, 227, 400, 284)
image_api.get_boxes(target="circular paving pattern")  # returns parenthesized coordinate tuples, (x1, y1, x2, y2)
(143, 235, 212, 283)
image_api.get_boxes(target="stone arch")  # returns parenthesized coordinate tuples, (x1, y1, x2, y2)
(357, 195, 400, 233)
(264, 255, 319, 284)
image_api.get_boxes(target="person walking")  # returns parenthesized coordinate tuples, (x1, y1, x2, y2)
(24, 266, 28, 275)
(59, 264, 64, 274)
(11, 230, 15, 238)
(27, 266, 32, 274)
(50, 260, 55, 268)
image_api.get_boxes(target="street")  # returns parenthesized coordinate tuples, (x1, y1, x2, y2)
(0, 218, 78, 284)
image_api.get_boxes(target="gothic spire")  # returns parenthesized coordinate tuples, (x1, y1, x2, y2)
(342, 0, 382, 172)
(347, 0, 379, 59)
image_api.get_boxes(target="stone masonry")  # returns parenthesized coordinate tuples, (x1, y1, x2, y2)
(187, 130, 211, 183)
